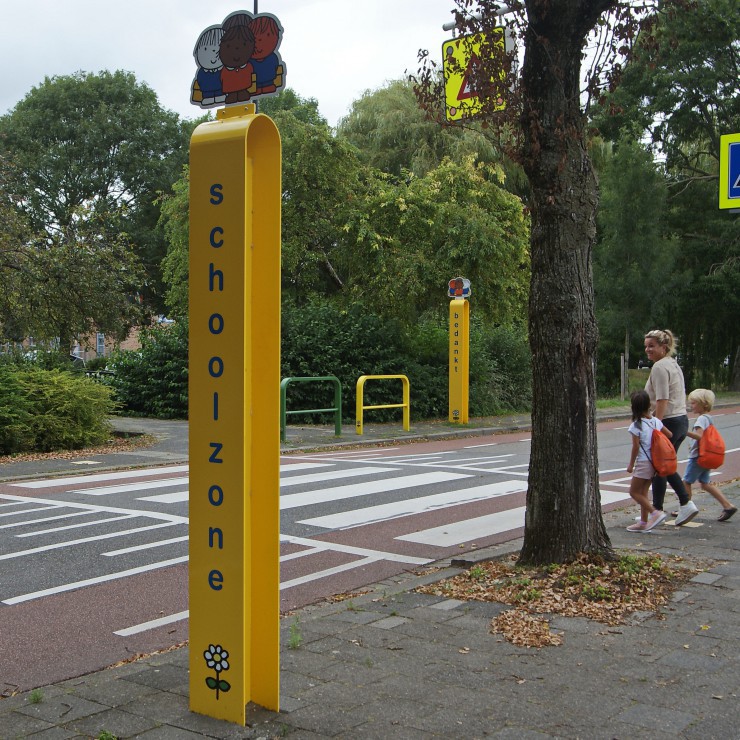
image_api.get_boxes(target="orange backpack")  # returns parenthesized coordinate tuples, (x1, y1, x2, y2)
(697, 418, 725, 469)
(641, 420, 677, 477)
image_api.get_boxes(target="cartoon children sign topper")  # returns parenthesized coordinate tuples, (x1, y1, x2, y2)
(191, 10, 285, 108)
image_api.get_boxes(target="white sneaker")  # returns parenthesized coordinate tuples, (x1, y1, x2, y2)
(675, 501, 699, 526)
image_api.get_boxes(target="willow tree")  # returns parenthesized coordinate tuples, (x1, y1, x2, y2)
(415, 0, 684, 563)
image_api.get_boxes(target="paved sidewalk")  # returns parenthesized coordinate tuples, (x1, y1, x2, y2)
(1, 403, 739, 737)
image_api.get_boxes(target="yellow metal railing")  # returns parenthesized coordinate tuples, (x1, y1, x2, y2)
(355, 375, 410, 435)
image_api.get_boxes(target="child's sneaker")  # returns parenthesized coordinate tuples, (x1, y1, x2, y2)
(627, 520, 647, 532)
(675, 501, 699, 526)
(644, 509, 667, 531)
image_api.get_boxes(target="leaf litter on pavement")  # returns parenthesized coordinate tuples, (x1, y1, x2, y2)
(416, 552, 705, 648)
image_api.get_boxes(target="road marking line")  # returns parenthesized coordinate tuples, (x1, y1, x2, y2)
(103, 536, 189, 556)
(0, 511, 94, 530)
(397, 508, 526, 546)
(0, 505, 59, 519)
(278, 462, 334, 472)
(0, 522, 179, 560)
(71, 477, 189, 496)
(16, 514, 135, 537)
(114, 610, 189, 636)
(280, 466, 397, 488)
(396, 489, 633, 547)
(2, 556, 189, 604)
(298, 480, 527, 530)
(12, 465, 190, 488)
(138, 491, 189, 504)
(280, 557, 380, 590)
(280, 534, 429, 564)
(280, 471, 471, 510)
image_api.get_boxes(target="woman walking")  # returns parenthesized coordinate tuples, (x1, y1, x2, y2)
(643, 329, 698, 526)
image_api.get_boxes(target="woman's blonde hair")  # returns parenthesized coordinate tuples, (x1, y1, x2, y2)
(688, 388, 715, 411)
(644, 329, 677, 356)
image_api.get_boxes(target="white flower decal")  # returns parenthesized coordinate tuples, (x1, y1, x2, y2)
(203, 643, 231, 699)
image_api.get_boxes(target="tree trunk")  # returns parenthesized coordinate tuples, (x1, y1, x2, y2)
(518, 0, 614, 564)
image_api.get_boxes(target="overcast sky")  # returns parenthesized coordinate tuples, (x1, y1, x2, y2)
(3, 0, 459, 127)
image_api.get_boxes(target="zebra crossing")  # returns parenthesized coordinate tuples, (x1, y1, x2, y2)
(0, 452, 634, 628)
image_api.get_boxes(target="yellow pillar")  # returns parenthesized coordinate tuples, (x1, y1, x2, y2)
(188, 104, 281, 724)
(449, 298, 469, 423)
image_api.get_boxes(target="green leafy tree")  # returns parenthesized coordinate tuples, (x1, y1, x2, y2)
(0, 70, 191, 309)
(159, 90, 365, 309)
(595, 0, 740, 388)
(338, 155, 530, 326)
(337, 79, 527, 189)
(594, 136, 674, 390)
(0, 205, 147, 352)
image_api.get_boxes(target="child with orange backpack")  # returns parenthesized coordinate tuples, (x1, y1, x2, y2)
(625, 391, 670, 532)
(683, 389, 736, 522)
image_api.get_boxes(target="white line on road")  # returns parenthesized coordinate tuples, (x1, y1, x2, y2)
(114, 610, 189, 637)
(0, 522, 179, 560)
(0, 505, 59, 519)
(71, 477, 189, 496)
(280, 471, 471, 510)
(298, 480, 527, 530)
(103, 536, 189, 556)
(3, 556, 189, 605)
(138, 491, 189, 504)
(279, 557, 380, 590)
(15, 514, 135, 537)
(280, 534, 430, 565)
(12, 465, 190, 488)
(280, 466, 397, 488)
(0, 510, 94, 530)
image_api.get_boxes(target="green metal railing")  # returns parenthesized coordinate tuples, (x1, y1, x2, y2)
(355, 374, 410, 435)
(280, 376, 342, 442)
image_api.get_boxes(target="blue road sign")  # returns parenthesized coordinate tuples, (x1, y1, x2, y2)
(729, 143, 740, 200)
(719, 133, 740, 209)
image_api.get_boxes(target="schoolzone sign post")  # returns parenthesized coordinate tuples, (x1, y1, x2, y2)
(188, 9, 284, 726)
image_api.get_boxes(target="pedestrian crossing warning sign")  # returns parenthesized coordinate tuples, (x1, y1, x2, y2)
(443, 30, 506, 122)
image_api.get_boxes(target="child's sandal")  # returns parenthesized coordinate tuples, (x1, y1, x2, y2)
(718, 507, 737, 522)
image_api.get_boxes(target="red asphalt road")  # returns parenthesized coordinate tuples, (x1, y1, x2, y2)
(2, 409, 739, 693)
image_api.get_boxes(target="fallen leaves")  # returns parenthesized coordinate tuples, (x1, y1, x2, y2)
(492, 610, 564, 648)
(417, 551, 702, 648)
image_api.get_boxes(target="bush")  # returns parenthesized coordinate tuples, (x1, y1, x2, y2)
(282, 302, 531, 422)
(0, 366, 115, 454)
(108, 321, 188, 419)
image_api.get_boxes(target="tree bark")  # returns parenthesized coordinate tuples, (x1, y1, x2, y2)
(518, 0, 614, 564)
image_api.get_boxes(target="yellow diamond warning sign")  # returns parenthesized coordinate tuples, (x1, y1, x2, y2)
(442, 29, 506, 122)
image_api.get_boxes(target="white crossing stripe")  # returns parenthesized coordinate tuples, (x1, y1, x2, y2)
(279, 462, 333, 472)
(397, 507, 526, 546)
(280, 466, 396, 488)
(396, 489, 635, 547)
(138, 491, 189, 504)
(13, 465, 190, 488)
(299, 480, 527, 530)
(280, 471, 471, 510)
(72, 477, 189, 496)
